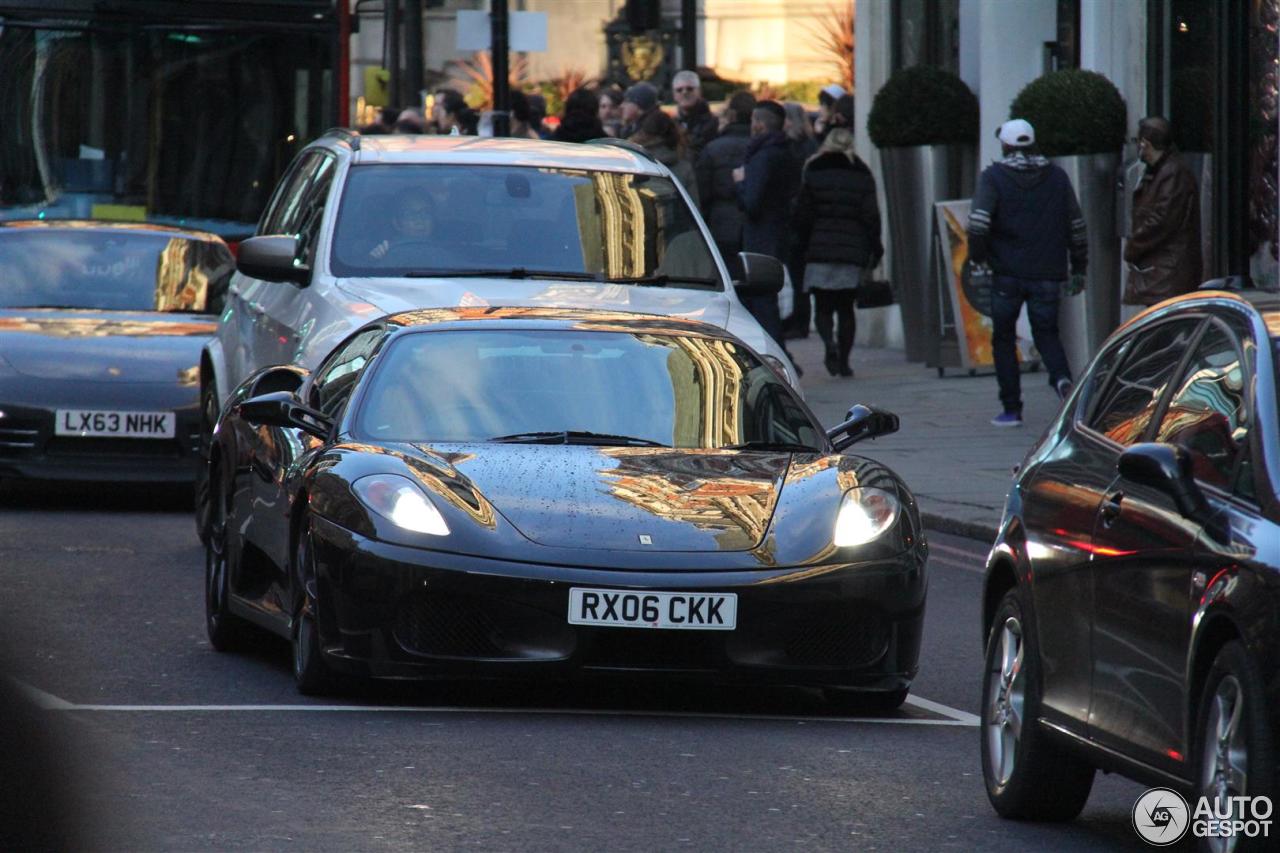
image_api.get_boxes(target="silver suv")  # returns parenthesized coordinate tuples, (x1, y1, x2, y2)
(197, 131, 796, 527)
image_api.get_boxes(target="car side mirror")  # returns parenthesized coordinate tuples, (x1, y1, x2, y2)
(734, 252, 785, 296)
(1118, 442, 1224, 537)
(236, 235, 310, 286)
(827, 404, 900, 452)
(237, 391, 332, 440)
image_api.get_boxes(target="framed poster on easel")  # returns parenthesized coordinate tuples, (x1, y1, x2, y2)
(933, 199, 1035, 374)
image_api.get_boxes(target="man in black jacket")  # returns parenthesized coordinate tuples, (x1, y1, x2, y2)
(732, 99, 797, 346)
(695, 91, 756, 280)
(672, 70, 718, 160)
(967, 119, 1088, 428)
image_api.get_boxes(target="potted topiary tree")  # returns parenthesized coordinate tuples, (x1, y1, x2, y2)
(1008, 69, 1126, 370)
(868, 66, 979, 363)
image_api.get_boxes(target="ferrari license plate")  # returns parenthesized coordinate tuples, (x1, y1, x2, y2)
(55, 409, 175, 439)
(568, 588, 736, 630)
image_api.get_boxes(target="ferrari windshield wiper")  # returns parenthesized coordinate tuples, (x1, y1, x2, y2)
(489, 430, 667, 447)
(403, 268, 600, 281)
(723, 441, 820, 453)
(602, 274, 718, 288)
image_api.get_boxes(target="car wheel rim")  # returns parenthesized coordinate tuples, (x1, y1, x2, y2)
(986, 615, 1025, 788)
(204, 478, 228, 623)
(1201, 675, 1248, 853)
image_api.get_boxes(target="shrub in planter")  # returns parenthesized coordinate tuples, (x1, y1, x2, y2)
(1009, 69, 1126, 156)
(868, 65, 979, 148)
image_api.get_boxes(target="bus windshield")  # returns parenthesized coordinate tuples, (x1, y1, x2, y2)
(0, 3, 337, 238)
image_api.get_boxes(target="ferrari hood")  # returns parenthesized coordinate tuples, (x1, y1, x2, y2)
(338, 278, 732, 329)
(409, 444, 790, 553)
(0, 309, 214, 382)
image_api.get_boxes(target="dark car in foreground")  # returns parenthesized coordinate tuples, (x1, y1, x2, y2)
(204, 307, 927, 706)
(0, 221, 232, 484)
(980, 285, 1280, 848)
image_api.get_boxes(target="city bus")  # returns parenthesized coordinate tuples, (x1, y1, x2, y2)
(0, 0, 350, 241)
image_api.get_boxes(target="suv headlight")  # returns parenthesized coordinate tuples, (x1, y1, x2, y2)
(353, 474, 450, 536)
(833, 487, 900, 547)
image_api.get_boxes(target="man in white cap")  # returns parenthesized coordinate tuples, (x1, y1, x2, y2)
(814, 84, 847, 139)
(967, 118, 1088, 428)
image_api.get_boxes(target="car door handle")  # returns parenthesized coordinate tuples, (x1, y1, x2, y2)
(1100, 491, 1124, 524)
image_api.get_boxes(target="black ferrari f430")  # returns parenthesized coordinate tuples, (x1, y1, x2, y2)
(202, 308, 927, 707)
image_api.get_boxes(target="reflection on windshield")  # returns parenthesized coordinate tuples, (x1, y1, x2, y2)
(357, 329, 819, 449)
(330, 165, 719, 285)
(0, 228, 233, 312)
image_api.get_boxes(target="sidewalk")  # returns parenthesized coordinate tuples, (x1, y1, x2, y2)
(790, 332, 1064, 543)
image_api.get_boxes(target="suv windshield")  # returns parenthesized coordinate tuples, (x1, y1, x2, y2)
(0, 229, 232, 312)
(330, 165, 720, 286)
(357, 328, 820, 449)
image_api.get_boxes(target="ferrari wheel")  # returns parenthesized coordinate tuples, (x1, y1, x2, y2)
(195, 382, 218, 544)
(205, 466, 247, 651)
(292, 521, 335, 696)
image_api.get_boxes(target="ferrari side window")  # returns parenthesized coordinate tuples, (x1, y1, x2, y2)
(312, 327, 384, 419)
(1087, 319, 1199, 446)
(1154, 323, 1249, 492)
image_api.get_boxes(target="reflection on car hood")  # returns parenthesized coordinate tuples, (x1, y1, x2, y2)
(0, 309, 213, 382)
(405, 443, 789, 552)
(337, 278, 732, 329)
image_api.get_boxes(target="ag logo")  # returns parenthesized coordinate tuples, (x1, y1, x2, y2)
(1133, 787, 1190, 845)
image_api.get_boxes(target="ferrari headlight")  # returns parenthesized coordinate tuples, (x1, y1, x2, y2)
(833, 487, 900, 547)
(353, 474, 450, 536)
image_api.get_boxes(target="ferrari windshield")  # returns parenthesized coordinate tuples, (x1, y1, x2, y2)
(330, 165, 720, 286)
(0, 228, 233, 312)
(356, 328, 821, 449)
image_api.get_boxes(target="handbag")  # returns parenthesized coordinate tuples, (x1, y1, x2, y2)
(855, 278, 895, 309)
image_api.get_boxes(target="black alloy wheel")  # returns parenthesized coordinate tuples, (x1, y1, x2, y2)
(292, 518, 335, 696)
(205, 466, 246, 651)
(1194, 641, 1276, 853)
(194, 382, 218, 544)
(980, 589, 1094, 820)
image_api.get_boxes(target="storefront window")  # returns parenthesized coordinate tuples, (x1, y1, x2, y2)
(891, 0, 959, 73)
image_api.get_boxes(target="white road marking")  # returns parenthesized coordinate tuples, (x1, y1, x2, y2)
(906, 694, 981, 726)
(929, 541, 988, 561)
(13, 681, 979, 727)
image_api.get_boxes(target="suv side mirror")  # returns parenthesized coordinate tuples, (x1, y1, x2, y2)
(237, 235, 310, 286)
(237, 391, 332, 440)
(827, 404, 900, 451)
(734, 252, 785, 296)
(1118, 442, 1227, 539)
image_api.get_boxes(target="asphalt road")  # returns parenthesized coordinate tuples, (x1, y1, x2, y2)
(0, 479, 1190, 851)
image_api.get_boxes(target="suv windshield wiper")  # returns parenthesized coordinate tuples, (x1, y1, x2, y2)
(722, 441, 820, 453)
(602, 274, 719, 288)
(403, 268, 600, 281)
(489, 430, 668, 447)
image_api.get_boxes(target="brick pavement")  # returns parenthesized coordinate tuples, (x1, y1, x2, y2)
(789, 332, 1067, 543)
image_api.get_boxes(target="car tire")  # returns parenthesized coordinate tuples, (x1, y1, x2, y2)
(1193, 641, 1275, 852)
(824, 687, 909, 715)
(981, 588, 1094, 821)
(205, 466, 247, 651)
(194, 381, 218, 544)
(292, 521, 334, 697)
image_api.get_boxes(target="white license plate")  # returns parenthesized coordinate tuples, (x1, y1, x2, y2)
(55, 409, 175, 439)
(568, 588, 737, 631)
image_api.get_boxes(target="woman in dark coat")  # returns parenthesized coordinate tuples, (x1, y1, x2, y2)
(552, 88, 606, 144)
(791, 127, 883, 377)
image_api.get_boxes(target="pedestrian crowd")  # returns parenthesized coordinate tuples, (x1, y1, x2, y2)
(355, 75, 1199, 420)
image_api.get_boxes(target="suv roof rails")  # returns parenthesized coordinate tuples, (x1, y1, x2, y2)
(321, 127, 362, 151)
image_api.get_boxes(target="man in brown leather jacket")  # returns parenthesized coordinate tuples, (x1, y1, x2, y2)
(1123, 116, 1202, 305)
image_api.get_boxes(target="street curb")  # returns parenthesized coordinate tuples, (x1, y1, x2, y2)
(921, 511, 999, 545)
